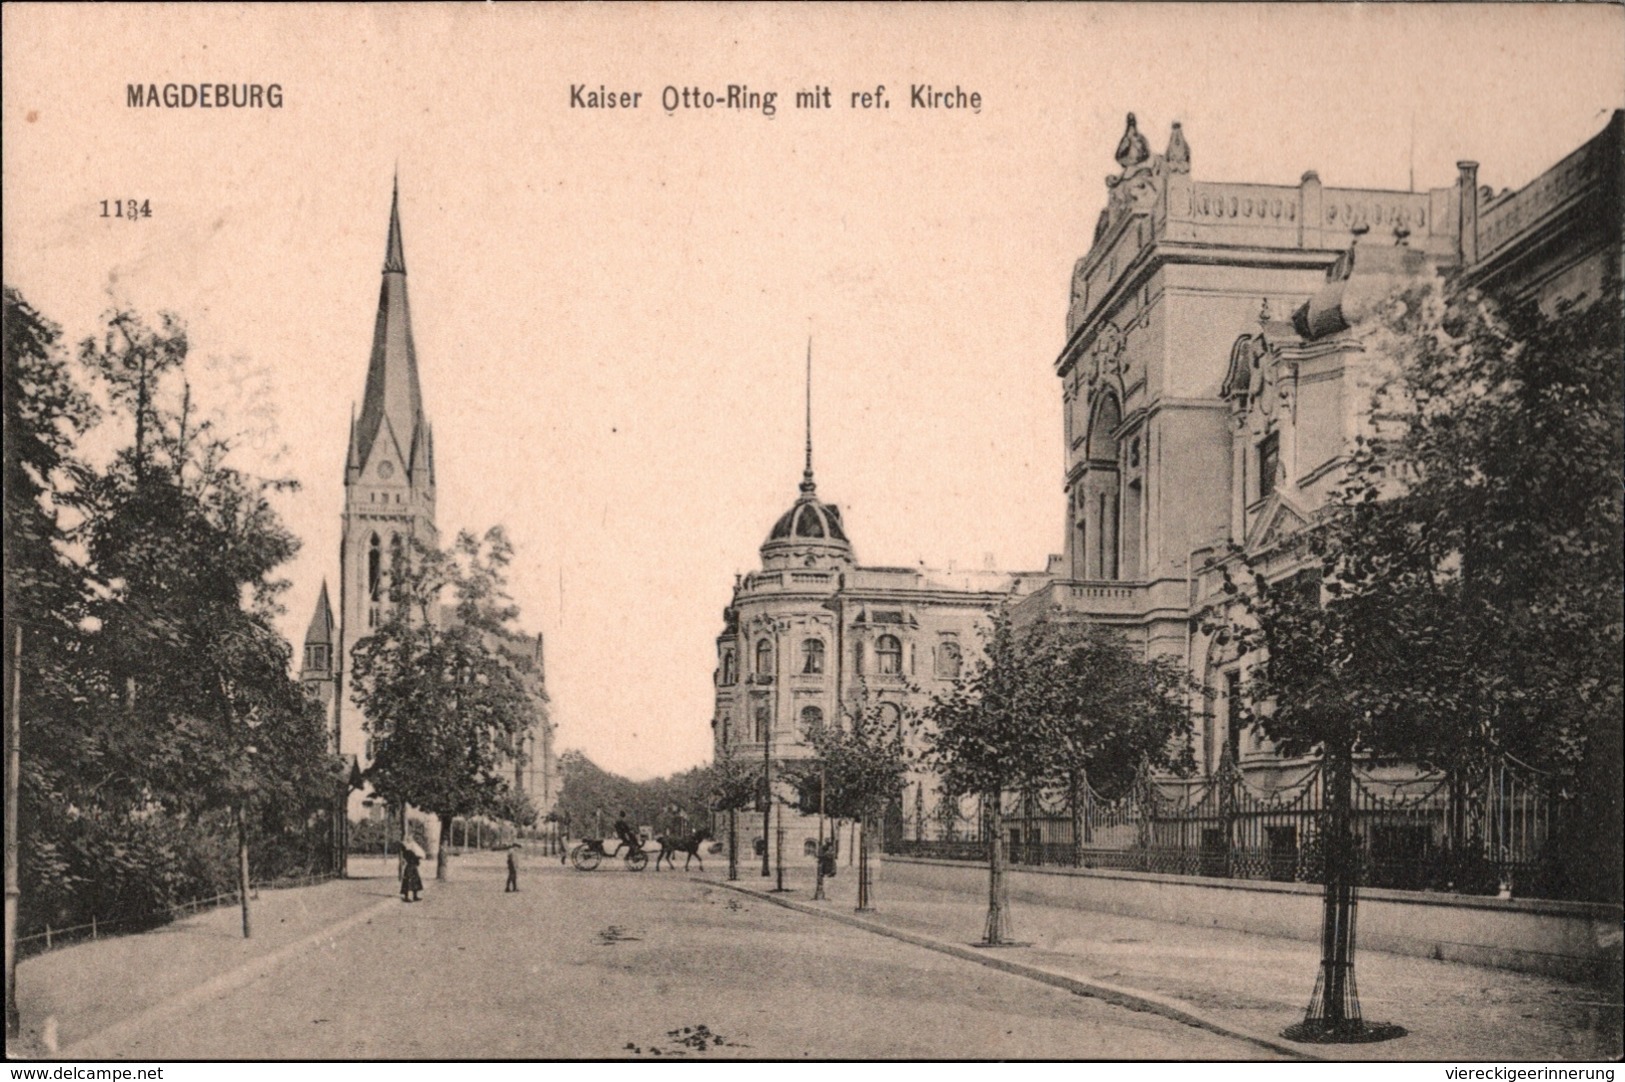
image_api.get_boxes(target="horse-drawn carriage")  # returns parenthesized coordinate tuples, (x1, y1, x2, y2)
(566, 837, 648, 871)
(563, 828, 713, 873)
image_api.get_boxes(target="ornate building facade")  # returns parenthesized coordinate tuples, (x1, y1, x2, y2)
(711, 409, 1050, 857)
(1013, 111, 1621, 788)
(300, 184, 558, 834)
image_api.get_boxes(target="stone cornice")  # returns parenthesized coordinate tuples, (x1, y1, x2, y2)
(1058, 242, 1342, 378)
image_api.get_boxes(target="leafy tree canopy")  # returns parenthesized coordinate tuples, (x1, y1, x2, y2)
(785, 688, 913, 822)
(349, 528, 537, 824)
(925, 611, 1194, 800)
(1214, 274, 1623, 781)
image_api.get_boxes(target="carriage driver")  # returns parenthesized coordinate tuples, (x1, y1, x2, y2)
(612, 811, 640, 854)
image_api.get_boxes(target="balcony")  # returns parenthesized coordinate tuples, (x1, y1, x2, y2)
(1009, 578, 1148, 624)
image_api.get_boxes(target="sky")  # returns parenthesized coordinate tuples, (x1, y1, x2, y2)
(4, 3, 1622, 779)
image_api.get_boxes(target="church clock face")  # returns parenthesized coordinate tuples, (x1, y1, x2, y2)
(377, 460, 394, 479)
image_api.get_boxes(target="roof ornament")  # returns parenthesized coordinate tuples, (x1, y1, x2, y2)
(800, 336, 816, 496)
(1114, 112, 1150, 172)
(1165, 121, 1191, 174)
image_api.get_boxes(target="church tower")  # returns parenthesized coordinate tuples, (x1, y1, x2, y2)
(335, 180, 440, 786)
(300, 580, 338, 748)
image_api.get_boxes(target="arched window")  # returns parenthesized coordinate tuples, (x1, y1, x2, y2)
(388, 534, 404, 603)
(801, 638, 825, 675)
(367, 534, 383, 600)
(853, 639, 865, 675)
(754, 705, 771, 742)
(1224, 670, 1245, 765)
(1087, 394, 1123, 581)
(876, 702, 902, 729)
(936, 641, 962, 680)
(720, 652, 736, 686)
(755, 638, 774, 676)
(876, 634, 903, 675)
(800, 705, 824, 737)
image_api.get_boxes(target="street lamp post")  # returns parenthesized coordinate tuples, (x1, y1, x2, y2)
(813, 762, 828, 901)
(761, 707, 773, 878)
(722, 718, 738, 881)
(771, 795, 788, 893)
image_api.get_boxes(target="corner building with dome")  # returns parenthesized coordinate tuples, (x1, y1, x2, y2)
(711, 443, 1050, 858)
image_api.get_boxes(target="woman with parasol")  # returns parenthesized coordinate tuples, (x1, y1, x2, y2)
(400, 838, 425, 902)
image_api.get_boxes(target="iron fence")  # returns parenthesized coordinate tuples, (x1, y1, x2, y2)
(886, 753, 1572, 899)
(15, 870, 340, 960)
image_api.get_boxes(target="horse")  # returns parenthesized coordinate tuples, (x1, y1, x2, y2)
(653, 827, 713, 871)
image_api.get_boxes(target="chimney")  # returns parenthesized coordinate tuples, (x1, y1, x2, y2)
(1456, 161, 1480, 265)
(1298, 171, 1323, 249)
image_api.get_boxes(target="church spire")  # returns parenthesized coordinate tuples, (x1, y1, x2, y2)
(350, 180, 429, 483)
(801, 337, 816, 496)
(383, 172, 406, 275)
(304, 580, 335, 649)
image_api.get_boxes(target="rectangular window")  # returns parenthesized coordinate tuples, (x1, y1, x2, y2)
(1258, 432, 1280, 500)
(1225, 670, 1244, 764)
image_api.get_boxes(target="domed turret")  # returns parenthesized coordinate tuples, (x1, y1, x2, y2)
(760, 452, 854, 568)
(758, 339, 855, 569)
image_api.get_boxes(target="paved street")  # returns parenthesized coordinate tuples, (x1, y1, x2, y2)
(20, 851, 1278, 1060)
(721, 856, 1623, 1062)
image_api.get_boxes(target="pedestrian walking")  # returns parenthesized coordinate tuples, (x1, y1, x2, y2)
(504, 843, 520, 892)
(401, 848, 424, 902)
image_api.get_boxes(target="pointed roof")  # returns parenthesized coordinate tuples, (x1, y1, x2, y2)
(351, 180, 429, 480)
(304, 581, 335, 647)
(383, 176, 406, 274)
(761, 340, 854, 564)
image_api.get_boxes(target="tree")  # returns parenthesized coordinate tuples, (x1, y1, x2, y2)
(785, 688, 912, 909)
(349, 528, 536, 881)
(1210, 273, 1621, 1040)
(554, 751, 645, 835)
(926, 612, 1192, 944)
(1042, 628, 1196, 867)
(4, 286, 97, 1036)
(924, 613, 1062, 944)
(704, 748, 762, 882)
(487, 788, 538, 831)
(1357, 276, 1622, 907)
(73, 307, 339, 936)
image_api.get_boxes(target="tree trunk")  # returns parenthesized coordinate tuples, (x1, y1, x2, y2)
(235, 804, 252, 939)
(6, 627, 23, 1040)
(984, 791, 1012, 945)
(436, 813, 453, 881)
(727, 806, 739, 881)
(856, 815, 873, 911)
(1301, 743, 1360, 1033)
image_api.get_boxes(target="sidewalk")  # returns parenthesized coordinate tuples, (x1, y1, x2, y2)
(702, 858, 1623, 1062)
(10, 863, 404, 1059)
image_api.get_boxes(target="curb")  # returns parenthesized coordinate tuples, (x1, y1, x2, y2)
(702, 877, 1321, 1062)
(59, 891, 402, 1058)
